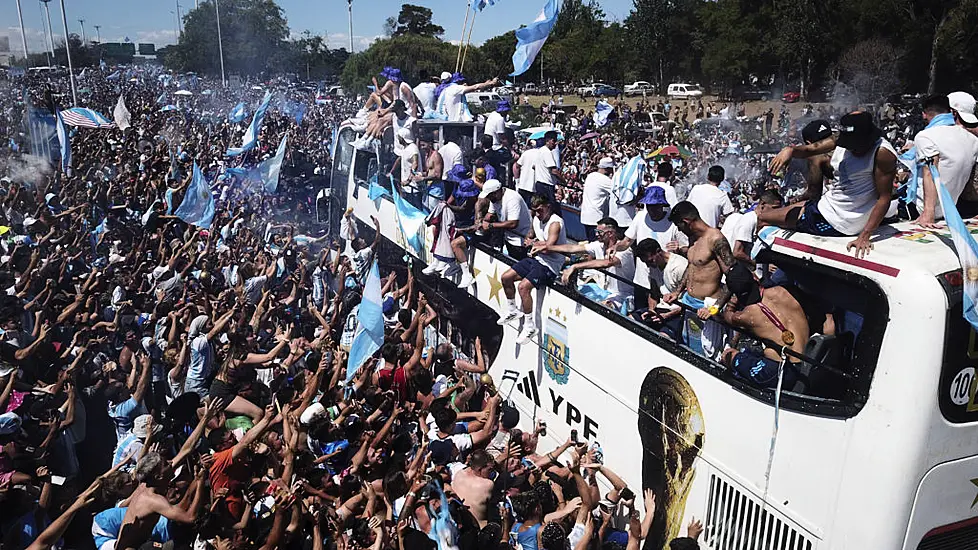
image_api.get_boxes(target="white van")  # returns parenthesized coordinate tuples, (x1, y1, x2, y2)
(465, 91, 501, 108)
(667, 83, 704, 98)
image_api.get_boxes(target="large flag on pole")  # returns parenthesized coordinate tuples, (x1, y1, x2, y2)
(933, 164, 978, 330)
(510, 0, 559, 76)
(55, 109, 71, 175)
(174, 163, 215, 228)
(258, 134, 288, 194)
(60, 107, 116, 128)
(227, 92, 272, 156)
(346, 260, 384, 384)
(390, 177, 427, 256)
(113, 95, 132, 131)
(475, 0, 498, 10)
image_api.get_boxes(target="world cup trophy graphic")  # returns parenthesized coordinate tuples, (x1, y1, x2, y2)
(638, 367, 705, 549)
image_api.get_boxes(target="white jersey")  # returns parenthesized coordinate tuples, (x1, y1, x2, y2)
(819, 138, 898, 235)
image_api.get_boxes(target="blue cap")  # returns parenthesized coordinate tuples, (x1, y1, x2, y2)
(382, 295, 396, 315)
(496, 99, 511, 112)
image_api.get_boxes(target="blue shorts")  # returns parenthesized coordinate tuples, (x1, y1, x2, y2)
(796, 201, 844, 237)
(512, 257, 557, 287)
(732, 349, 798, 389)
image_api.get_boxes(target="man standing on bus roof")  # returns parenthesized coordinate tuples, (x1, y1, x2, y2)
(498, 194, 567, 345)
(485, 99, 511, 150)
(663, 201, 735, 359)
(765, 111, 899, 258)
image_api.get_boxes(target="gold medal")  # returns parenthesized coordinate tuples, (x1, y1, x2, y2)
(782, 330, 795, 346)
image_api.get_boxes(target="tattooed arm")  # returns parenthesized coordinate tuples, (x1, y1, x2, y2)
(710, 233, 735, 313)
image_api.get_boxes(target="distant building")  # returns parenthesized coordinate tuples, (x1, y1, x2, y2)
(0, 35, 11, 66)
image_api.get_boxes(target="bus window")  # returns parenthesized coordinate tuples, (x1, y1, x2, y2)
(331, 128, 355, 187)
(443, 125, 474, 153)
(937, 280, 978, 423)
(352, 149, 379, 187)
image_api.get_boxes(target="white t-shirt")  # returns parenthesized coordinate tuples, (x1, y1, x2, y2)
(686, 183, 734, 228)
(584, 241, 635, 300)
(913, 125, 978, 219)
(720, 211, 757, 250)
(399, 143, 421, 187)
(580, 171, 614, 225)
(820, 139, 898, 235)
(625, 210, 687, 288)
(650, 180, 679, 207)
(532, 214, 567, 274)
(441, 83, 471, 122)
(489, 189, 532, 246)
(392, 114, 417, 156)
(439, 141, 463, 178)
(485, 112, 507, 149)
(648, 252, 689, 306)
(534, 147, 558, 186)
(515, 148, 540, 192)
(413, 82, 436, 115)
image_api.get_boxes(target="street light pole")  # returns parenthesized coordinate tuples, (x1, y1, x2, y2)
(94, 25, 101, 43)
(347, 0, 354, 54)
(15, 0, 30, 66)
(40, 0, 56, 59)
(176, 1, 183, 32)
(58, 0, 77, 105)
(78, 19, 86, 44)
(215, 0, 227, 87)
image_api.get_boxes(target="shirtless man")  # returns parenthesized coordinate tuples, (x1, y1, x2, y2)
(662, 201, 735, 358)
(114, 452, 206, 550)
(450, 450, 495, 527)
(794, 119, 835, 203)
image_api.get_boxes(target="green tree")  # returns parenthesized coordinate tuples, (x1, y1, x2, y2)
(694, 0, 760, 89)
(626, 0, 701, 92)
(340, 34, 456, 92)
(392, 4, 445, 38)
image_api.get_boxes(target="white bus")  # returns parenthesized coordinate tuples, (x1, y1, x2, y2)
(331, 120, 978, 550)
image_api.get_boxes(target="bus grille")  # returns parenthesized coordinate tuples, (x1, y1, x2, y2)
(706, 474, 815, 550)
(917, 520, 978, 550)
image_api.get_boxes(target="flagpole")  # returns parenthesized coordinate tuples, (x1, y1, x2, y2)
(455, 0, 471, 73)
(460, 9, 477, 74)
(347, 0, 354, 53)
(58, 0, 77, 106)
(15, 0, 29, 66)
(215, 0, 227, 87)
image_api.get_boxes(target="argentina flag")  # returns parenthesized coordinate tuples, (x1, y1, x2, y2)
(174, 163, 215, 228)
(511, 0, 559, 76)
(55, 109, 71, 175)
(390, 176, 427, 256)
(612, 155, 646, 207)
(346, 260, 384, 384)
(227, 92, 272, 156)
(932, 164, 978, 330)
(594, 100, 613, 127)
(228, 102, 247, 123)
(258, 134, 288, 194)
(475, 0, 498, 10)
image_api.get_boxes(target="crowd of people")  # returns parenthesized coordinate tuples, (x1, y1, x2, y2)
(1, 50, 977, 550)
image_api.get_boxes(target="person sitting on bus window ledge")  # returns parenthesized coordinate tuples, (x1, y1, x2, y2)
(443, 168, 485, 283)
(498, 194, 568, 345)
(372, 66, 418, 118)
(764, 111, 899, 258)
(476, 179, 532, 261)
(531, 217, 635, 312)
(662, 201, 734, 359)
(632, 239, 687, 341)
(390, 100, 417, 157)
(388, 128, 421, 194)
(720, 190, 784, 268)
(719, 263, 810, 390)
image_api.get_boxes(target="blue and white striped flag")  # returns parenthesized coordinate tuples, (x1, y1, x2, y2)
(390, 176, 427, 256)
(55, 109, 71, 175)
(346, 260, 385, 384)
(106, 70, 120, 81)
(933, 164, 978, 330)
(475, 0, 498, 10)
(227, 92, 272, 156)
(258, 134, 288, 194)
(174, 162, 215, 228)
(510, 0, 559, 76)
(60, 107, 115, 128)
(228, 102, 247, 123)
(612, 155, 646, 206)
(594, 100, 613, 127)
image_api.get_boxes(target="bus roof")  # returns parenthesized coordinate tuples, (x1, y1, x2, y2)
(764, 219, 963, 280)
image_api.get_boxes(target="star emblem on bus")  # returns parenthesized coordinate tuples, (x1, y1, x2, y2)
(971, 478, 978, 508)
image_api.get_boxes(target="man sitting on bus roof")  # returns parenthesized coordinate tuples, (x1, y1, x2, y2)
(498, 194, 567, 345)
(719, 263, 810, 389)
(763, 111, 899, 258)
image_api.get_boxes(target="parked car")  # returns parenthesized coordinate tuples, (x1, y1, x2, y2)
(782, 91, 801, 103)
(466, 92, 502, 108)
(730, 85, 771, 101)
(624, 81, 654, 96)
(522, 83, 541, 95)
(593, 85, 621, 97)
(666, 83, 704, 99)
(578, 82, 610, 97)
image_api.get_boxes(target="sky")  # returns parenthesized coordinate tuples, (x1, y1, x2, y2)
(2, 0, 636, 56)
